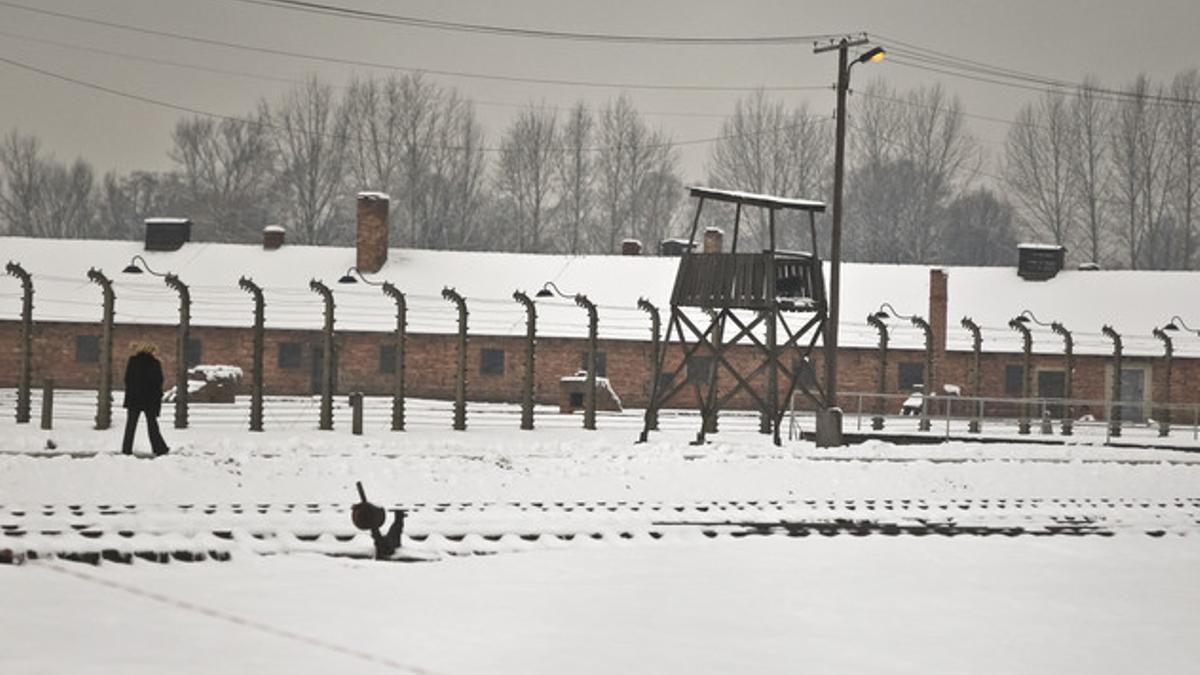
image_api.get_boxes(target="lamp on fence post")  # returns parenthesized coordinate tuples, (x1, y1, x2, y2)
(442, 287, 468, 431)
(309, 279, 335, 431)
(513, 290, 536, 431)
(1101, 325, 1123, 438)
(960, 317, 983, 433)
(1008, 314, 1033, 435)
(5, 262, 33, 424)
(867, 310, 890, 430)
(877, 303, 932, 432)
(1017, 310, 1059, 435)
(238, 276, 265, 432)
(123, 255, 190, 429)
(87, 268, 115, 430)
(638, 298, 662, 434)
(339, 268, 407, 431)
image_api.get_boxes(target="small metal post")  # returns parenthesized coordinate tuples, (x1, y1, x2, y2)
(442, 287, 468, 431)
(310, 279, 335, 431)
(514, 290, 536, 430)
(5, 262, 33, 424)
(961, 317, 982, 433)
(1102, 325, 1123, 438)
(86, 268, 115, 430)
(350, 392, 363, 435)
(383, 282, 407, 431)
(638, 298, 661, 433)
(238, 277, 265, 432)
(40, 378, 53, 430)
(575, 293, 599, 431)
(165, 273, 191, 430)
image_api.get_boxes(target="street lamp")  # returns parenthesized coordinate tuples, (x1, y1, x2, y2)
(876, 302, 932, 432)
(123, 255, 190, 429)
(337, 266, 383, 286)
(535, 281, 572, 299)
(813, 35, 885, 447)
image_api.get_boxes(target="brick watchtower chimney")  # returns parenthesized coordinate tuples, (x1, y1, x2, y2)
(356, 192, 390, 274)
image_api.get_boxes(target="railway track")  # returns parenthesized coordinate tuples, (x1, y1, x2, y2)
(4, 496, 1198, 565)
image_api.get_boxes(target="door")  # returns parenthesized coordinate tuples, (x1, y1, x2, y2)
(310, 345, 338, 396)
(1037, 370, 1066, 417)
(1119, 368, 1145, 423)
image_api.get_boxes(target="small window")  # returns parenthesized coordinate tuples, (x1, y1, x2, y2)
(186, 338, 203, 367)
(278, 342, 302, 369)
(75, 335, 100, 363)
(379, 344, 396, 374)
(687, 355, 713, 384)
(580, 351, 607, 377)
(898, 362, 924, 391)
(1005, 365, 1025, 396)
(480, 348, 505, 376)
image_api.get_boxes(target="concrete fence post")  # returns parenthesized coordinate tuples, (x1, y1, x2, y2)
(442, 287, 468, 431)
(513, 290, 536, 431)
(575, 294, 598, 431)
(961, 317, 982, 433)
(638, 298, 661, 433)
(5, 262, 33, 424)
(310, 279, 335, 431)
(164, 273, 191, 430)
(238, 277, 265, 432)
(383, 282, 407, 432)
(1102, 325, 1123, 438)
(86, 268, 115, 431)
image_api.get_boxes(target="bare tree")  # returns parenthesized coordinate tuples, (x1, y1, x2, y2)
(706, 90, 831, 249)
(554, 102, 593, 255)
(343, 75, 405, 199)
(1110, 75, 1173, 269)
(1168, 70, 1200, 269)
(261, 77, 350, 245)
(1004, 89, 1076, 248)
(496, 104, 558, 252)
(942, 187, 1018, 266)
(170, 115, 275, 241)
(1069, 78, 1112, 266)
(427, 91, 488, 250)
(0, 129, 95, 238)
(96, 170, 188, 239)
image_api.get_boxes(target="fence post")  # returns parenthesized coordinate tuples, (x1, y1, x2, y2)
(86, 268, 115, 430)
(6, 262, 33, 424)
(40, 378, 53, 430)
(638, 298, 661, 433)
(575, 294, 599, 431)
(961, 317, 982, 433)
(1052, 322, 1075, 435)
(868, 312, 889, 430)
(514, 290, 536, 430)
(164, 273, 191, 430)
(238, 276, 265, 432)
(1009, 317, 1033, 435)
(383, 282, 407, 432)
(442, 287, 468, 431)
(1153, 326, 1172, 438)
(310, 279, 335, 431)
(350, 392, 363, 435)
(1102, 325, 1123, 438)
(913, 315, 933, 432)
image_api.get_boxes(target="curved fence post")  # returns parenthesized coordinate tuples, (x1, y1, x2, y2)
(86, 268, 115, 430)
(383, 282, 407, 431)
(1102, 325, 1123, 438)
(1052, 322, 1075, 435)
(1009, 317, 1033, 435)
(912, 315, 933, 432)
(165, 273, 191, 430)
(961, 317, 982, 433)
(1153, 326, 1172, 438)
(638, 298, 661, 433)
(513, 290, 536, 430)
(238, 276, 265, 432)
(575, 294, 598, 431)
(310, 279, 335, 431)
(5, 262, 33, 423)
(868, 312, 889, 430)
(442, 287, 468, 431)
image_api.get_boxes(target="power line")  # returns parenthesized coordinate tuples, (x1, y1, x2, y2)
(0, 1, 829, 93)
(230, 0, 843, 45)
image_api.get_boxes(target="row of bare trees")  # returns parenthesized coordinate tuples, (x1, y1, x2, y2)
(3, 68, 1200, 269)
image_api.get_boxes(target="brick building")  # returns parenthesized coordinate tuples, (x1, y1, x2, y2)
(4, 193, 1200, 420)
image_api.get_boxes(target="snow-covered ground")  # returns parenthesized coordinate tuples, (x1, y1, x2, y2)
(2, 397, 1199, 674)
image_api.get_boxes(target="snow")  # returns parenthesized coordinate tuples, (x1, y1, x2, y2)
(1018, 242, 1067, 251)
(190, 365, 244, 382)
(356, 191, 390, 201)
(688, 185, 827, 211)
(1, 398, 1199, 673)
(262, 225, 285, 234)
(144, 217, 191, 225)
(3, 236, 1200, 357)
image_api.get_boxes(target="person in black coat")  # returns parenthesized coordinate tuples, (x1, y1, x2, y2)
(121, 341, 169, 456)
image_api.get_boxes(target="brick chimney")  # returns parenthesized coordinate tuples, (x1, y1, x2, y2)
(356, 192, 389, 273)
(621, 239, 642, 256)
(929, 268, 948, 394)
(703, 227, 724, 254)
(262, 225, 285, 250)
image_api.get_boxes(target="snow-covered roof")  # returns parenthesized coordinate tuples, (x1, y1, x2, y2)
(2, 236, 1198, 357)
(144, 218, 190, 225)
(356, 191, 390, 201)
(686, 186, 827, 212)
(262, 225, 286, 233)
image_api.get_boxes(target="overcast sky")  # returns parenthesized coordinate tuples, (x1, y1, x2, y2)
(2, 0, 1199, 185)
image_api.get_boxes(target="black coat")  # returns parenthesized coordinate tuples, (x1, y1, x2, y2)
(123, 352, 164, 416)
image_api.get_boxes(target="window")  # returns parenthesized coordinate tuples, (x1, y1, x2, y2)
(278, 342, 302, 369)
(687, 355, 713, 384)
(379, 344, 396, 374)
(480, 348, 505, 376)
(898, 362, 924, 391)
(186, 338, 202, 367)
(1005, 365, 1025, 396)
(580, 351, 607, 377)
(75, 335, 100, 363)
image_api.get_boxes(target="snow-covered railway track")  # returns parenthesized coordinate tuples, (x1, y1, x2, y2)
(3, 496, 1199, 564)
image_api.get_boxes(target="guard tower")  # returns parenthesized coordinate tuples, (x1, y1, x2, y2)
(639, 186, 828, 446)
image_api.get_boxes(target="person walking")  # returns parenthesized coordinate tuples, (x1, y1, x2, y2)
(121, 341, 169, 456)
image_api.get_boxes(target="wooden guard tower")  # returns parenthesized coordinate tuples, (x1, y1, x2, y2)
(639, 186, 828, 446)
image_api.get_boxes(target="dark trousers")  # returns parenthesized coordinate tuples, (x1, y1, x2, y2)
(122, 408, 168, 455)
